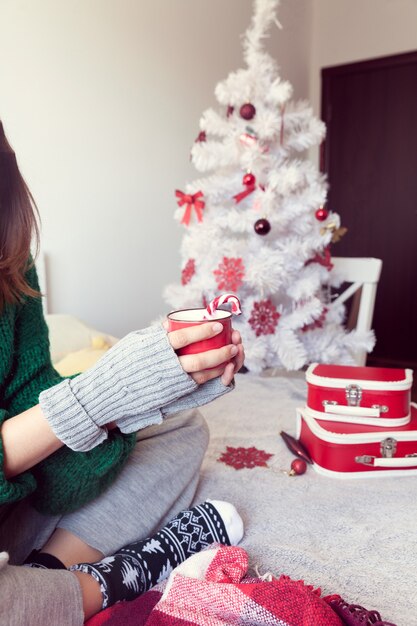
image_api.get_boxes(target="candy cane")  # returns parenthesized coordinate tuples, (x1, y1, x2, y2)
(204, 294, 242, 319)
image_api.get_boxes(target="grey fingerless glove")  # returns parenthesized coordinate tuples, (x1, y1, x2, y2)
(162, 377, 234, 416)
(40, 325, 197, 451)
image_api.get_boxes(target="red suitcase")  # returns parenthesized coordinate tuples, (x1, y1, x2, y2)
(296, 403, 417, 478)
(306, 363, 413, 427)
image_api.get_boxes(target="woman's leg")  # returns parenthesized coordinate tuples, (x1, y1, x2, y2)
(20, 499, 243, 622)
(40, 409, 210, 565)
(0, 409, 210, 625)
(0, 553, 84, 626)
(71, 500, 243, 621)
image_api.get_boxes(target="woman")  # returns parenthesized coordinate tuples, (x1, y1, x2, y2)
(0, 120, 244, 624)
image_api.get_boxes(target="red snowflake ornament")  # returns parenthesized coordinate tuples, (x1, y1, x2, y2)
(218, 446, 273, 470)
(181, 259, 196, 286)
(213, 257, 245, 291)
(249, 299, 280, 337)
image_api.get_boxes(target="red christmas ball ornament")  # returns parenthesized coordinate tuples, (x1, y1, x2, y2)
(289, 458, 307, 476)
(254, 218, 271, 236)
(315, 207, 329, 221)
(240, 103, 256, 120)
(243, 172, 256, 186)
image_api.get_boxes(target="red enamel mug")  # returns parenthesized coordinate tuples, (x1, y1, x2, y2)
(167, 308, 232, 356)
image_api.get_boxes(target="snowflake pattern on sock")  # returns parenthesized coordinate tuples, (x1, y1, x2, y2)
(70, 501, 230, 609)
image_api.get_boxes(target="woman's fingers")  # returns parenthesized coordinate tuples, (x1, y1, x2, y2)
(221, 362, 236, 386)
(232, 342, 245, 374)
(190, 365, 226, 385)
(168, 322, 223, 351)
(231, 329, 242, 345)
(178, 344, 238, 373)
(167, 320, 244, 385)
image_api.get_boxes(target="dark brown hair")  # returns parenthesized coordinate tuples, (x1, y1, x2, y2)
(0, 120, 40, 310)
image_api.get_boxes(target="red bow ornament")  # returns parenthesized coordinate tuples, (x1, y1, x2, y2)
(175, 190, 205, 226)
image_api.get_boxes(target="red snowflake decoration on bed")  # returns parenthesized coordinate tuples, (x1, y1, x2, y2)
(218, 446, 273, 470)
(213, 257, 245, 291)
(181, 259, 196, 285)
(248, 299, 280, 336)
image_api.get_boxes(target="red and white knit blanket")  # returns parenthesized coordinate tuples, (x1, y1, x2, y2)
(86, 544, 345, 626)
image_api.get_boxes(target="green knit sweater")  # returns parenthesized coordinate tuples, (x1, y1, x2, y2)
(0, 264, 136, 516)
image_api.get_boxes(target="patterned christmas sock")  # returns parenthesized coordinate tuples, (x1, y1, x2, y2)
(23, 549, 66, 570)
(70, 500, 243, 609)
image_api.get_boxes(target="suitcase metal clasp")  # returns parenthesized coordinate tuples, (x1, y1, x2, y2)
(355, 455, 376, 466)
(345, 384, 362, 407)
(356, 438, 398, 466)
(380, 437, 397, 458)
(372, 404, 389, 413)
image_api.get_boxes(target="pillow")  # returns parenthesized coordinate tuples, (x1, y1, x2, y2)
(54, 336, 111, 376)
(45, 314, 118, 363)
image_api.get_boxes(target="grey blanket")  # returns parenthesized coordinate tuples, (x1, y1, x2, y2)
(195, 373, 417, 625)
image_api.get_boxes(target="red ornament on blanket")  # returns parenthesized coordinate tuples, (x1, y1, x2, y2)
(289, 458, 307, 476)
(181, 259, 196, 286)
(218, 446, 273, 470)
(249, 299, 280, 336)
(213, 257, 245, 291)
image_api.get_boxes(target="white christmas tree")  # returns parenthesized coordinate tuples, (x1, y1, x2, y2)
(164, 0, 374, 373)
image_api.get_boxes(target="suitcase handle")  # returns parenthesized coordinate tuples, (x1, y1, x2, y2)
(324, 403, 382, 417)
(355, 455, 417, 467)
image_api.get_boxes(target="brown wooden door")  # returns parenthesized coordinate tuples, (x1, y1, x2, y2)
(321, 51, 417, 370)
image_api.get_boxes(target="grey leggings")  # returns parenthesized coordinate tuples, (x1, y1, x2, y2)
(0, 409, 209, 625)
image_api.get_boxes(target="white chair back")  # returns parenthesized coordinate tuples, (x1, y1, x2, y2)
(330, 257, 382, 365)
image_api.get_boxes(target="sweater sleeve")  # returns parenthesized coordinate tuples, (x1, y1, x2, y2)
(1, 263, 136, 514)
(3, 265, 65, 417)
(0, 408, 37, 506)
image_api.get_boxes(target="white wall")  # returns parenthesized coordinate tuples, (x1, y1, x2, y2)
(0, 0, 311, 337)
(309, 0, 417, 164)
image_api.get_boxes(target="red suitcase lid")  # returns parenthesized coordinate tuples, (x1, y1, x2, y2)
(312, 364, 407, 382)
(306, 363, 413, 390)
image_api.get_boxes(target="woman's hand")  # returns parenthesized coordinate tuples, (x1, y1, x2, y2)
(223, 328, 245, 385)
(167, 322, 245, 386)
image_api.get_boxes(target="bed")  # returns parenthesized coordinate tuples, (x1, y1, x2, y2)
(47, 315, 415, 625)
